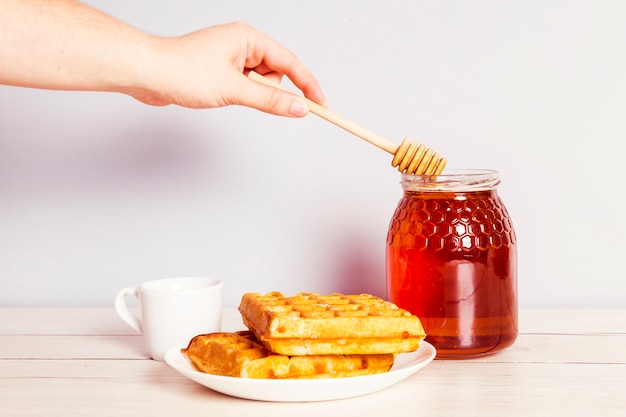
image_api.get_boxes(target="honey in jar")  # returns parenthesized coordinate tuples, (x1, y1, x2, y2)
(386, 169, 517, 358)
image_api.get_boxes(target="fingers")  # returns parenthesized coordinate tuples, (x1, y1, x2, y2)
(242, 25, 327, 107)
(282, 67, 328, 109)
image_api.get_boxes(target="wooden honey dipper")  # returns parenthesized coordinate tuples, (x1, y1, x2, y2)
(248, 71, 447, 175)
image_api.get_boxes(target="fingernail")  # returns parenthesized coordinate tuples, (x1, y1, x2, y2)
(289, 98, 309, 117)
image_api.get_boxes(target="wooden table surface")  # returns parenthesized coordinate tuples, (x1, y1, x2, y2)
(1, 308, 625, 416)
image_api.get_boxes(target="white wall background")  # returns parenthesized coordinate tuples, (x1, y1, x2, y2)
(1, 0, 625, 308)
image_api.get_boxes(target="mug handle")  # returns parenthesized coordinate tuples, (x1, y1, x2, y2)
(114, 287, 143, 333)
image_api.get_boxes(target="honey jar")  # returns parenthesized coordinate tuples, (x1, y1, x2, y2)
(386, 169, 518, 358)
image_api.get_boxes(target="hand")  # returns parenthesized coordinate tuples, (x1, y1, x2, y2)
(1, 1, 326, 117)
(133, 21, 327, 117)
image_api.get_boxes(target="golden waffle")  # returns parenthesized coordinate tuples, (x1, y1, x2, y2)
(238, 292, 426, 356)
(182, 330, 394, 379)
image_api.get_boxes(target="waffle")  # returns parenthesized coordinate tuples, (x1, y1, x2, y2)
(182, 330, 394, 379)
(238, 292, 426, 356)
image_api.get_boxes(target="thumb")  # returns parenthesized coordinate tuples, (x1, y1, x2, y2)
(232, 77, 310, 117)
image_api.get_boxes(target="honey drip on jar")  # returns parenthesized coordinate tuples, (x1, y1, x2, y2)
(386, 177, 518, 359)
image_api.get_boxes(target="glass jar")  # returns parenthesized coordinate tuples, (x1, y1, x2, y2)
(386, 169, 518, 359)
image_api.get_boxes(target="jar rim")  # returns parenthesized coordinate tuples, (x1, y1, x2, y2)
(400, 169, 500, 191)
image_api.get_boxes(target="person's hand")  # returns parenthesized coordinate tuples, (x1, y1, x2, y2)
(130, 21, 327, 117)
(1, 0, 325, 118)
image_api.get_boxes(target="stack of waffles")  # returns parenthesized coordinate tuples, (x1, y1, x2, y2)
(182, 292, 425, 379)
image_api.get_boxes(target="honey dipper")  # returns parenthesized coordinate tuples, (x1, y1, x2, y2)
(248, 71, 447, 175)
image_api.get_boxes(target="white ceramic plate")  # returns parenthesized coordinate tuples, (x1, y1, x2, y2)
(164, 341, 436, 402)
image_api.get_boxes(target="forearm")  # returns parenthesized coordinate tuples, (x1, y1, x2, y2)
(0, 0, 158, 94)
(0, 0, 326, 115)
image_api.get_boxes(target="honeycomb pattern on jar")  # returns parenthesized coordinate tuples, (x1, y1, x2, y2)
(387, 195, 516, 251)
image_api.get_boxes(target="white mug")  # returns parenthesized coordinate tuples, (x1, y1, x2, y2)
(114, 276, 222, 361)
